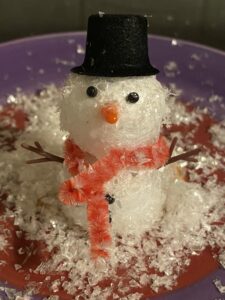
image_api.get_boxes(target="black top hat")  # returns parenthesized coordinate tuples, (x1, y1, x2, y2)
(71, 14, 159, 77)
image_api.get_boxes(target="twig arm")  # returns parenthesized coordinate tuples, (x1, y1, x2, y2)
(166, 137, 201, 166)
(21, 141, 64, 164)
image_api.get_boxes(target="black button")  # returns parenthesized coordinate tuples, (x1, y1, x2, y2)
(105, 194, 115, 204)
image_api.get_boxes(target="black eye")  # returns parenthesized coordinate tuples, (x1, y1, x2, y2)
(86, 86, 98, 97)
(126, 92, 139, 103)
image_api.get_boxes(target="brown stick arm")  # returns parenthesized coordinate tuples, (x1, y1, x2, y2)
(21, 141, 64, 164)
(166, 137, 201, 166)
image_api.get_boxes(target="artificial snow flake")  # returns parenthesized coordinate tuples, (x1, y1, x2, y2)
(213, 279, 225, 294)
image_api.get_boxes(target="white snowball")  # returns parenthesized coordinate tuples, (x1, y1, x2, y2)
(59, 74, 170, 159)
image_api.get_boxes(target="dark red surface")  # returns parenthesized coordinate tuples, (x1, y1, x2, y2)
(0, 102, 224, 299)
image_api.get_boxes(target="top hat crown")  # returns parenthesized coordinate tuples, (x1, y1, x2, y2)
(71, 14, 159, 77)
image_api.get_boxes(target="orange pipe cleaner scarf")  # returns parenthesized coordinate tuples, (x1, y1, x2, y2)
(59, 136, 169, 259)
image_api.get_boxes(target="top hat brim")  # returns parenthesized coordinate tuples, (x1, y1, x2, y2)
(71, 64, 159, 77)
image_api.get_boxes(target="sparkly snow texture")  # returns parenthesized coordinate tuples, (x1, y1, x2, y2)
(1, 86, 225, 297)
(60, 75, 170, 158)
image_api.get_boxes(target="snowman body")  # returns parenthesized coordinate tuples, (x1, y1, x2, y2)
(59, 74, 173, 237)
(105, 166, 174, 236)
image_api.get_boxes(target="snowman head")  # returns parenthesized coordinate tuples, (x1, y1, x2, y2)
(59, 74, 170, 159)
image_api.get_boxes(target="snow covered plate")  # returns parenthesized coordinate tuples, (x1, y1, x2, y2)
(0, 32, 225, 299)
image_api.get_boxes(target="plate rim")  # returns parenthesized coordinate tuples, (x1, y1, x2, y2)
(0, 31, 225, 58)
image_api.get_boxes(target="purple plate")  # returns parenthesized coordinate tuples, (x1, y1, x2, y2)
(0, 32, 225, 300)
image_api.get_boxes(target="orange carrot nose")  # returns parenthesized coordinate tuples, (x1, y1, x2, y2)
(100, 103, 118, 124)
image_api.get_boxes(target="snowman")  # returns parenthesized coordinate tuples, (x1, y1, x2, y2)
(22, 14, 199, 259)
(58, 14, 175, 258)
